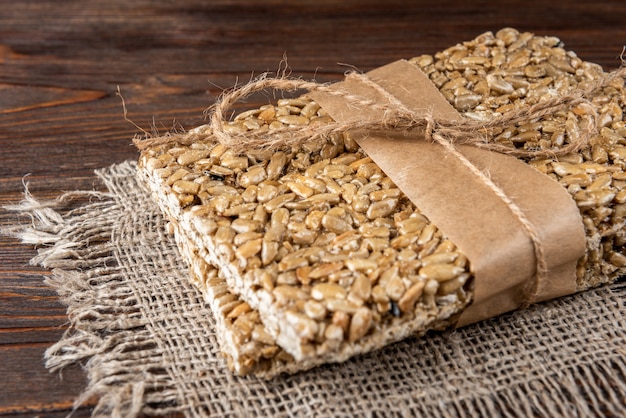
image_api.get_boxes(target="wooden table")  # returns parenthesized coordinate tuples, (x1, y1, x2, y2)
(1, 1, 625, 416)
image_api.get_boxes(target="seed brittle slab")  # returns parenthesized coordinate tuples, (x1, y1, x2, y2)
(137, 28, 626, 375)
(138, 134, 470, 365)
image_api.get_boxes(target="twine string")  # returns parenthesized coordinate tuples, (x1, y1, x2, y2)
(135, 65, 626, 154)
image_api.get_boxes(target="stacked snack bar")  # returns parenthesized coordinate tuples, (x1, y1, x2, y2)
(137, 28, 626, 377)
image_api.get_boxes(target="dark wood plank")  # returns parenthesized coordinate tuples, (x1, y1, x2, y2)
(0, 345, 93, 416)
(2, 0, 626, 415)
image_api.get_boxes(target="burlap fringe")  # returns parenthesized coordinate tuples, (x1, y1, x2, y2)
(3, 162, 178, 418)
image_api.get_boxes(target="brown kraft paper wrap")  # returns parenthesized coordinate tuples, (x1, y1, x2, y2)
(309, 59, 586, 326)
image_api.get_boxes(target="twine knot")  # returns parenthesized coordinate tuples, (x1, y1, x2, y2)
(423, 115, 436, 144)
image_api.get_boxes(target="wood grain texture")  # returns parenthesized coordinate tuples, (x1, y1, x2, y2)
(1, 1, 626, 416)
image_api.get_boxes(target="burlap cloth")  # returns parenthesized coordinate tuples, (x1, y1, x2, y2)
(6, 160, 626, 417)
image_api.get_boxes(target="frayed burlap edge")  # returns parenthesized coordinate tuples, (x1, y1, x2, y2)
(2, 162, 181, 418)
(3, 160, 626, 418)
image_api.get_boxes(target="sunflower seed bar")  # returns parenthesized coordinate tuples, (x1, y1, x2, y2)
(137, 28, 626, 374)
(139, 128, 470, 365)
